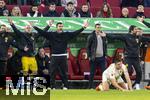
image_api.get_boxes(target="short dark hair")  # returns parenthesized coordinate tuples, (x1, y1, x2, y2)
(56, 22, 63, 27)
(49, 2, 56, 6)
(129, 25, 137, 33)
(114, 59, 122, 64)
(67, 2, 74, 6)
(95, 23, 101, 28)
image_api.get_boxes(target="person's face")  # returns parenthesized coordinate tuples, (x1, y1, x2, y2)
(95, 25, 101, 33)
(115, 61, 123, 70)
(57, 24, 63, 32)
(82, 5, 89, 12)
(132, 27, 138, 35)
(32, 6, 38, 12)
(137, 5, 144, 12)
(136, 29, 143, 36)
(0, 1, 5, 8)
(122, 8, 129, 17)
(0, 25, 7, 31)
(103, 5, 108, 12)
(49, 4, 56, 11)
(39, 48, 45, 58)
(13, 7, 20, 14)
(25, 25, 32, 33)
(67, 4, 74, 11)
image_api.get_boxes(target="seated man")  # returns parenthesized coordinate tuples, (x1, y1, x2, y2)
(96, 59, 132, 91)
(35, 48, 50, 76)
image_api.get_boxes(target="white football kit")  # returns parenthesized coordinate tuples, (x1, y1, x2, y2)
(102, 63, 128, 84)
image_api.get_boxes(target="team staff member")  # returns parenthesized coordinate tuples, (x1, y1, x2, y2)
(86, 23, 107, 89)
(106, 25, 150, 90)
(8, 18, 50, 76)
(32, 21, 89, 89)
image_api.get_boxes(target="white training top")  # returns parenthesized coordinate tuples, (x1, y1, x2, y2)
(102, 63, 128, 82)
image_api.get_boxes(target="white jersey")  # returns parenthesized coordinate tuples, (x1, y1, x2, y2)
(102, 63, 128, 83)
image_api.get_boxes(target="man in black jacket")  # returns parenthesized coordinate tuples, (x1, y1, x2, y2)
(86, 23, 107, 89)
(32, 21, 88, 89)
(35, 47, 50, 76)
(8, 18, 50, 76)
(0, 25, 14, 75)
(107, 25, 150, 90)
(0, 0, 8, 16)
(44, 2, 59, 17)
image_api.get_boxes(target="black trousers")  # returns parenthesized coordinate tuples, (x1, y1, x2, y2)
(124, 57, 142, 84)
(0, 60, 7, 87)
(89, 56, 106, 88)
(49, 56, 68, 89)
(0, 60, 7, 75)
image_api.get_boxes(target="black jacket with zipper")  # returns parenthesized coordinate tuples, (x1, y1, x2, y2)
(107, 33, 150, 58)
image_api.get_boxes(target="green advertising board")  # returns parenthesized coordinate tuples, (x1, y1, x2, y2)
(0, 17, 150, 34)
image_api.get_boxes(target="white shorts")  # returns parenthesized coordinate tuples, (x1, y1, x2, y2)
(102, 73, 124, 84)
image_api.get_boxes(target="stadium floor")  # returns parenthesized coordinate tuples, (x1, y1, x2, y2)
(50, 89, 150, 100)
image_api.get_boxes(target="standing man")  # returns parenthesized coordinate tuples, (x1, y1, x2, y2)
(86, 23, 107, 89)
(8, 18, 51, 76)
(0, 25, 13, 75)
(32, 21, 88, 89)
(107, 25, 150, 90)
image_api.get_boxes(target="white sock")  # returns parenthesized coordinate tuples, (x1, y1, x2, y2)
(135, 84, 140, 90)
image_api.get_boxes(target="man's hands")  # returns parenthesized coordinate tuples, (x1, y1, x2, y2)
(100, 31, 106, 37)
(48, 19, 54, 26)
(24, 46, 29, 52)
(83, 21, 89, 28)
(7, 17, 13, 25)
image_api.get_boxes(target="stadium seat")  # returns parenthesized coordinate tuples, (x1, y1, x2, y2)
(56, 6, 65, 16)
(90, 0, 103, 9)
(107, 0, 120, 7)
(144, 7, 150, 18)
(20, 5, 31, 16)
(78, 48, 102, 80)
(77, 0, 87, 7)
(6, 5, 15, 12)
(68, 59, 84, 80)
(38, 5, 48, 14)
(89, 7, 100, 17)
(127, 7, 136, 18)
(67, 48, 80, 75)
(111, 7, 121, 18)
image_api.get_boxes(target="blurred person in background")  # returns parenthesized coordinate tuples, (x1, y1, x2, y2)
(120, 8, 129, 18)
(96, 3, 113, 18)
(11, 6, 23, 16)
(27, 5, 43, 17)
(79, 4, 93, 18)
(61, 2, 80, 17)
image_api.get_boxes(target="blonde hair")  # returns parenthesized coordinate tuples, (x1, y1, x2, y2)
(11, 6, 22, 16)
